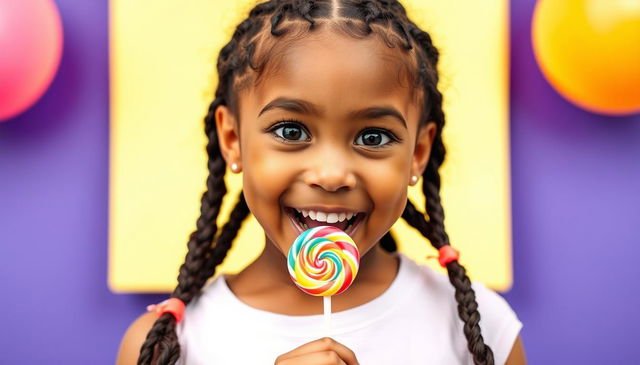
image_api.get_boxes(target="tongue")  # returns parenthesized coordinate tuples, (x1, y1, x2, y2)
(302, 216, 349, 231)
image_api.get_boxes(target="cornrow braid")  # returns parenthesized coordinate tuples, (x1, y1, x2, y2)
(295, 0, 317, 27)
(270, 3, 292, 35)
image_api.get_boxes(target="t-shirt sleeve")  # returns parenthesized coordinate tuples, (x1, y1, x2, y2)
(472, 283, 522, 365)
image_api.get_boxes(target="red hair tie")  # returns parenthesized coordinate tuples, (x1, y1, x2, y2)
(437, 246, 459, 267)
(147, 298, 186, 323)
(427, 246, 460, 267)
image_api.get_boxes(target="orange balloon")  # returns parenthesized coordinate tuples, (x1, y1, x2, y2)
(532, 0, 640, 116)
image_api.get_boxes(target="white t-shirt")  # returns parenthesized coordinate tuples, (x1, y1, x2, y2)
(177, 254, 522, 364)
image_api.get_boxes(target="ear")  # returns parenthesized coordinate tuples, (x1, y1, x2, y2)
(215, 105, 241, 171)
(410, 122, 437, 185)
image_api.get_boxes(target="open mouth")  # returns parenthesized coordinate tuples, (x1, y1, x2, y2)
(286, 207, 364, 236)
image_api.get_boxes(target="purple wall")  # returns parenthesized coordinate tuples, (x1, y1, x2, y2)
(0, 0, 638, 363)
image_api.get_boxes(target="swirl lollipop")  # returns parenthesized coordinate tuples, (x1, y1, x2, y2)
(287, 226, 360, 336)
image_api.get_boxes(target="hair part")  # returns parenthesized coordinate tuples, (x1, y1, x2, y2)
(138, 1, 494, 364)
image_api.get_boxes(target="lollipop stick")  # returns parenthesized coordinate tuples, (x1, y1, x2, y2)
(324, 296, 332, 337)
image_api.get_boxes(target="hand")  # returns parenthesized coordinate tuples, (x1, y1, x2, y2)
(275, 337, 359, 365)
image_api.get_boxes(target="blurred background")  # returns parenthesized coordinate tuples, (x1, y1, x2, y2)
(1, 0, 639, 364)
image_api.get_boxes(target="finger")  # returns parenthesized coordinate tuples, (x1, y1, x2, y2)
(317, 338, 358, 365)
(275, 338, 358, 365)
(276, 351, 347, 365)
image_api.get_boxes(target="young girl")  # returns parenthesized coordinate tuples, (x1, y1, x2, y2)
(118, 1, 525, 364)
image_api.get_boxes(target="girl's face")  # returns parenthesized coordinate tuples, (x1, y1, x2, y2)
(217, 29, 435, 257)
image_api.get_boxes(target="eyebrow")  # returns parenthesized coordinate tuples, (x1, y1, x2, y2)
(348, 107, 407, 129)
(258, 97, 407, 128)
(258, 97, 321, 117)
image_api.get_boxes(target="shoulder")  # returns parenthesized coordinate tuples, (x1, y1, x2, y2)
(405, 255, 519, 325)
(403, 255, 523, 364)
(116, 312, 158, 365)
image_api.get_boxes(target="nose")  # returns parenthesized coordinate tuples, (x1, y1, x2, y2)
(303, 155, 357, 192)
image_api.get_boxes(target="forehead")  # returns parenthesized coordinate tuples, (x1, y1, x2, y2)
(239, 27, 419, 119)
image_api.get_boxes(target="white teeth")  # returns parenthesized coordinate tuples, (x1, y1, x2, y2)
(294, 209, 358, 224)
(315, 211, 327, 222)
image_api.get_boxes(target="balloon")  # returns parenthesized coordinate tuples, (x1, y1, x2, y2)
(0, 0, 64, 121)
(532, 0, 640, 116)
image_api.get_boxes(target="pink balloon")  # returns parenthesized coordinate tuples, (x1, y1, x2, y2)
(0, 0, 63, 121)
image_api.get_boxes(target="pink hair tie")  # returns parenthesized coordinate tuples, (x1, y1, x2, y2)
(147, 298, 186, 323)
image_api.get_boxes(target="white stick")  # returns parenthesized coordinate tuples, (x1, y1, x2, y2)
(323, 296, 332, 338)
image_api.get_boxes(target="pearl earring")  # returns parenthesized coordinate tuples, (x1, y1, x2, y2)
(410, 175, 419, 185)
(230, 163, 239, 173)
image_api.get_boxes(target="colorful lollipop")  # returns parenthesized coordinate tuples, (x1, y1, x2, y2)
(287, 226, 360, 336)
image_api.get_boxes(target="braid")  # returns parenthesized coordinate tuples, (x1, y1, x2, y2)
(270, 2, 293, 35)
(138, 100, 232, 364)
(401, 199, 432, 239)
(137, 314, 179, 365)
(403, 46, 495, 365)
(295, 0, 317, 27)
(175, 101, 229, 301)
(369, 4, 494, 362)
(137, 4, 272, 361)
(202, 193, 250, 281)
(379, 231, 397, 252)
(402, 145, 495, 365)
(418, 168, 495, 365)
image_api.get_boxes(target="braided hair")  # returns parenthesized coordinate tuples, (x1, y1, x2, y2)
(138, 1, 494, 364)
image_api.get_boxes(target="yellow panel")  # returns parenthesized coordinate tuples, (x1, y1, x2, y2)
(109, 0, 511, 292)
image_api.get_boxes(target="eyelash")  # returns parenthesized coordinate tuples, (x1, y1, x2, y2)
(266, 120, 311, 143)
(355, 127, 400, 148)
(266, 120, 401, 147)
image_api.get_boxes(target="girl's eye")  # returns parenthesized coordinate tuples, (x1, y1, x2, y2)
(270, 122, 310, 142)
(355, 129, 396, 147)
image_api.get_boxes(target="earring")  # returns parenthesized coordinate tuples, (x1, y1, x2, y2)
(230, 163, 240, 173)
(410, 175, 419, 185)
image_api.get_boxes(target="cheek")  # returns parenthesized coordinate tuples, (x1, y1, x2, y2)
(240, 135, 296, 244)
(243, 147, 289, 202)
(241, 153, 284, 249)
(363, 153, 411, 223)
(376, 174, 408, 217)
(241, 128, 286, 193)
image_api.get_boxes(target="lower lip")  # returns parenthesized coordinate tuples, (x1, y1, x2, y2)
(286, 210, 363, 237)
